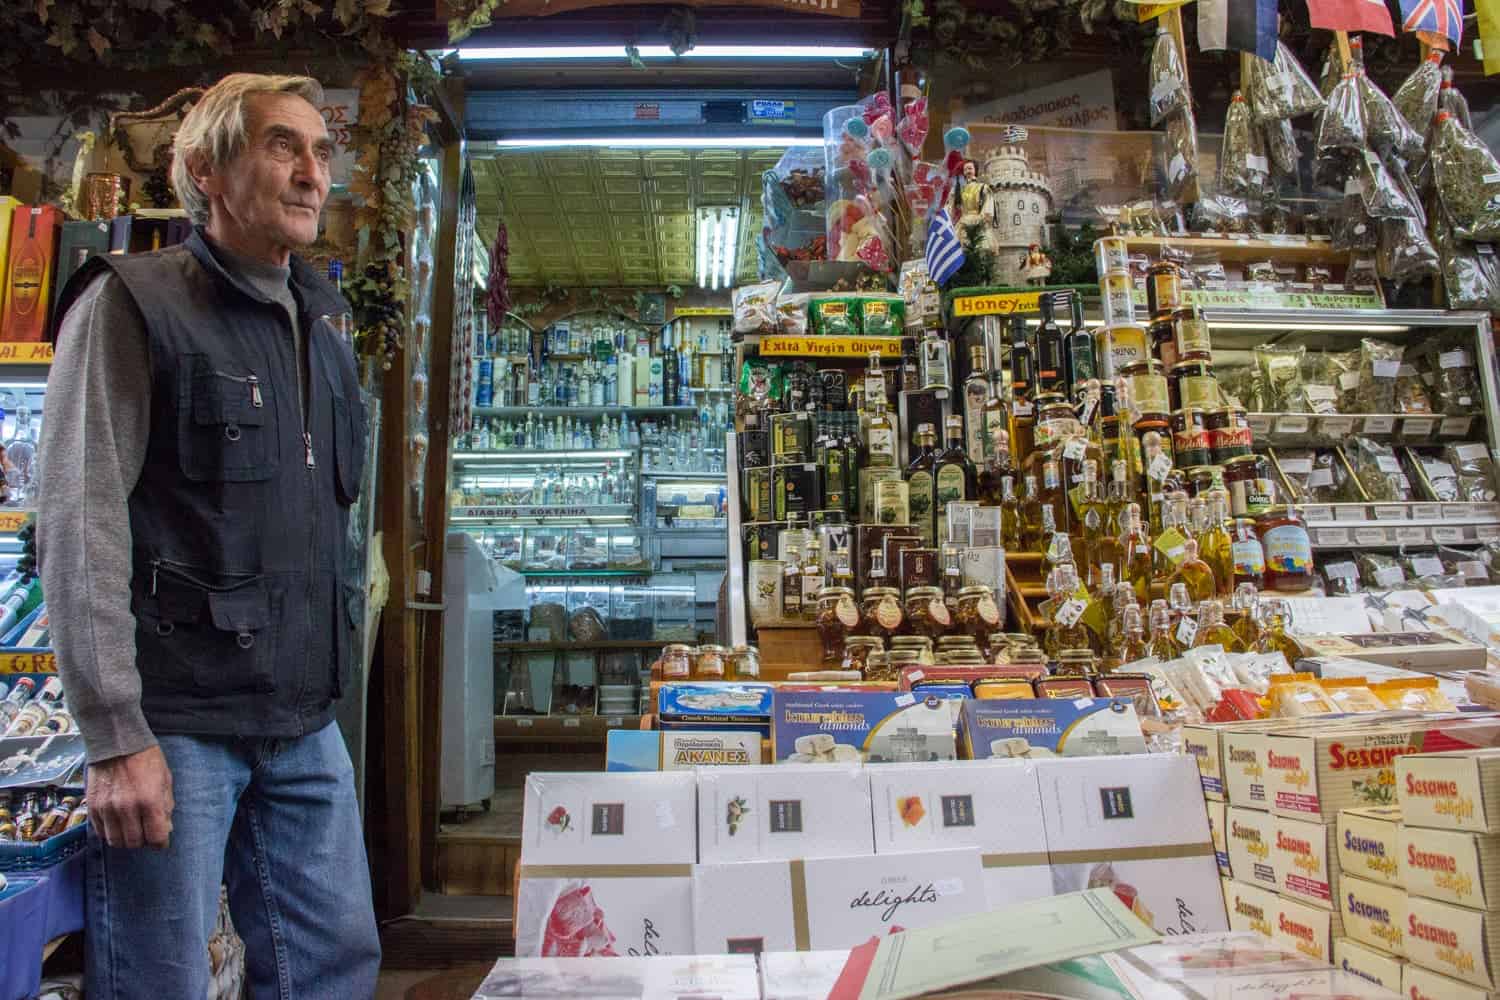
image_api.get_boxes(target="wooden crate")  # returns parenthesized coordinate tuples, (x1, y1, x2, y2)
(755, 622, 828, 678)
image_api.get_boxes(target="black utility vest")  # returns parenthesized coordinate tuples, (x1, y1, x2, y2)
(53, 230, 367, 738)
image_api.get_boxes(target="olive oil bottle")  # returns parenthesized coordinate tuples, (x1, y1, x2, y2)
(905, 423, 939, 546)
(933, 415, 976, 545)
(864, 351, 897, 468)
(1168, 538, 1217, 604)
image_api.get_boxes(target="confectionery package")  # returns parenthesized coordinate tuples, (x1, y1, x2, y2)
(604, 731, 761, 772)
(1399, 823, 1500, 910)
(1270, 886, 1343, 964)
(1339, 873, 1407, 958)
(1403, 961, 1495, 1000)
(1037, 755, 1227, 936)
(758, 951, 849, 1000)
(1270, 813, 1341, 909)
(521, 771, 698, 866)
(1334, 935, 1405, 994)
(695, 763, 874, 863)
(657, 683, 774, 733)
(1206, 799, 1230, 878)
(514, 873, 694, 959)
(1403, 893, 1500, 989)
(866, 760, 1052, 908)
(1226, 805, 1278, 892)
(472, 954, 761, 1000)
(691, 847, 984, 953)
(959, 697, 1147, 760)
(1396, 746, 1500, 834)
(1224, 877, 1277, 939)
(1337, 806, 1404, 887)
(770, 689, 958, 764)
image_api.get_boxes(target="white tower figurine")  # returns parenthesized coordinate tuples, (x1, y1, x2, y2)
(984, 146, 1055, 288)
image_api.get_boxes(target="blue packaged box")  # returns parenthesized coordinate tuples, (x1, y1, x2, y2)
(960, 697, 1147, 759)
(772, 689, 959, 763)
(657, 683, 775, 734)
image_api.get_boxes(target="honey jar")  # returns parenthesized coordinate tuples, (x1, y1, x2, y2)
(904, 585, 951, 639)
(842, 636, 883, 676)
(814, 586, 860, 664)
(954, 585, 1002, 643)
(859, 587, 904, 640)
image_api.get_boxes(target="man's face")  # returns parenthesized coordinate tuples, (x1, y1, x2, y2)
(196, 91, 332, 255)
(963, 161, 976, 180)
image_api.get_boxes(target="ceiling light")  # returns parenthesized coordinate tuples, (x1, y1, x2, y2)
(455, 45, 873, 61)
(718, 210, 739, 289)
(696, 210, 711, 290)
(485, 136, 823, 149)
(697, 206, 738, 291)
(1204, 321, 1412, 333)
(710, 210, 726, 292)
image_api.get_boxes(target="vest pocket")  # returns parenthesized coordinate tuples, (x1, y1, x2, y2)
(331, 394, 365, 506)
(179, 358, 280, 482)
(134, 571, 278, 696)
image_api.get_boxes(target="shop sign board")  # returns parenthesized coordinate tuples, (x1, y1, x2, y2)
(758, 335, 903, 358)
(959, 69, 1119, 132)
(950, 291, 1042, 317)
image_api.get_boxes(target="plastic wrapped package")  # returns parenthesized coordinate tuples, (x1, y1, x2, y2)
(1355, 151, 1417, 220)
(1438, 544, 1497, 585)
(1357, 551, 1408, 590)
(761, 147, 828, 275)
(1219, 92, 1270, 197)
(1445, 441, 1500, 502)
(1164, 109, 1200, 201)
(1356, 72, 1424, 160)
(1313, 75, 1365, 183)
(1275, 448, 1341, 503)
(1320, 557, 1362, 596)
(1440, 66, 1472, 130)
(1332, 191, 1378, 253)
(1247, 41, 1326, 122)
(1254, 343, 1304, 411)
(1262, 117, 1300, 179)
(1298, 353, 1347, 415)
(1393, 53, 1444, 140)
(809, 296, 859, 335)
(775, 292, 812, 336)
(1376, 215, 1440, 286)
(1267, 674, 1340, 717)
(1433, 211, 1500, 312)
(857, 295, 905, 336)
(1149, 27, 1190, 125)
(1403, 549, 1453, 586)
(1192, 191, 1253, 234)
(525, 528, 570, 572)
(1348, 436, 1412, 502)
(733, 281, 781, 336)
(1433, 111, 1500, 243)
(1354, 338, 1403, 413)
(1395, 362, 1434, 414)
(1411, 451, 1461, 501)
(1432, 345, 1482, 415)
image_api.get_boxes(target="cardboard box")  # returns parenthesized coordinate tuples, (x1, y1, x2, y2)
(691, 847, 985, 953)
(1272, 814, 1340, 909)
(1403, 963, 1497, 1000)
(605, 731, 762, 772)
(1207, 799, 1231, 878)
(1223, 727, 1274, 810)
(515, 870, 693, 958)
(1400, 824, 1500, 910)
(52, 219, 110, 304)
(696, 764, 873, 863)
(1271, 888, 1343, 964)
(1338, 806, 1404, 888)
(1340, 873, 1408, 957)
(472, 955, 761, 999)
(1397, 747, 1500, 835)
(1224, 877, 1277, 939)
(771, 689, 958, 764)
(1404, 893, 1500, 989)
(867, 760, 1053, 908)
(0, 196, 18, 319)
(1184, 718, 1343, 803)
(657, 683, 774, 733)
(1, 204, 61, 342)
(1334, 936, 1405, 994)
(520, 771, 697, 866)
(1227, 806, 1279, 892)
(1037, 755, 1227, 936)
(758, 951, 848, 1000)
(959, 697, 1146, 759)
(1296, 632, 1488, 671)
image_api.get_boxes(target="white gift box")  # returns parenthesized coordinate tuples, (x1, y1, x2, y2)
(692, 847, 985, 953)
(758, 951, 850, 1000)
(866, 759, 1052, 909)
(696, 763, 874, 863)
(472, 954, 760, 999)
(521, 771, 697, 866)
(515, 870, 694, 958)
(1036, 755, 1228, 936)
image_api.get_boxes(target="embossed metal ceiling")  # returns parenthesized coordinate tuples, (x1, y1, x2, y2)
(473, 146, 785, 288)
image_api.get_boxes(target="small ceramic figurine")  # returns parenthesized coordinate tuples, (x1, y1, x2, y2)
(1021, 244, 1053, 286)
(948, 159, 995, 250)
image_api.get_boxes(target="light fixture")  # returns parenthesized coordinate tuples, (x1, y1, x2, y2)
(696, 209, 711, 290)
(485, 136, 822, 150)
(1204, 320, 1412, 333)
(718, 210, 739, 289)
(455, 45, 873, 61)
(697, 206, 739, 291)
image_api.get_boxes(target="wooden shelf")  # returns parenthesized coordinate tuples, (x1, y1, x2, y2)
(1124, 235, 1349, 266)
(493, 714, 642, 743)
(494, 639, 674, 652)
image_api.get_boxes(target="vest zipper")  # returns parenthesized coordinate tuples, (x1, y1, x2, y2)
(304, 431, 316, 469)
(215, 370, 263, 409)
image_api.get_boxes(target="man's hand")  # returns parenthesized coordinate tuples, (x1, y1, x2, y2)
(87, 746, 174, 849)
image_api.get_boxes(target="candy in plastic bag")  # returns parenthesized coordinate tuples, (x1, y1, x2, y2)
(1432, 111, 1500, 243)
(732, 280, 781, 335)
(1149, 27, 1190, 125)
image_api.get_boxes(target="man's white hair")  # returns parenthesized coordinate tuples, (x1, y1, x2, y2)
(171, 73, 325, 225)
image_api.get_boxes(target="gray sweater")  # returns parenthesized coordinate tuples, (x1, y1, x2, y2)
(38, 241, 302, 762)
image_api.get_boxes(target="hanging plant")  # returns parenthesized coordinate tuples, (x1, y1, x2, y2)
(899, 0, 1148, 72)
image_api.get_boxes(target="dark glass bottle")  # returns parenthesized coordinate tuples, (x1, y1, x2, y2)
(905, 423, 940, 546)
(1036, 292, 1067, 397)
(1065, 290, 1097, 399)
(933, 415, 978, 546)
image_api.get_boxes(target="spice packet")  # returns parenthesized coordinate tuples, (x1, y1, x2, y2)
(1357, 71, 1425, 160)
(1321, 558, 1362, 595)
(1247, 41, 1326, 122)
(1254, 343, 1305, 411)
(1433, 111, 1500, 243)
(1149, 27, 1190, 125)
(733, 280, 781, 335)
(1219, 91, 1271, 197)
(1348, 436, 1411, 502)
(1393, 52, 1444, 140)
(1445, 441, 1499, 502)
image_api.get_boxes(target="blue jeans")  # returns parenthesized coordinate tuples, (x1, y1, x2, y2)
(85, 722, 382, 999)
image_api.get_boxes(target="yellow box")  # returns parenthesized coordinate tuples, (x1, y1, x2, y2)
(1272, 886, 1342, 964)
(1206, 799, 1230, 878)
(1341, 873, 1408, 957)
(1338, 806, 1404, 888)
(1400, 824, 1500, 910)
(1403, 962, 1497, 1000)
(1405, 893, 1500, 989)
(1273, 814, 1340, 909)
(1222, 877, 1276, 940)
(1397, 748, 1500, 835)
(1334, 936, 1405, 994)
(0, 197, 17, 320)
(1226, 806, 1278, 891)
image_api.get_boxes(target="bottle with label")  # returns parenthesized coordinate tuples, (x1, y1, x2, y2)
(1147, 600, 1184, 660)
(1035, 293, 1067, 396)
(1039, 457, 1071, 536)
(1078, 459, 1107, 586)
(1120, 502, 1154, 605)
(933, 415, 977, 545)
(905, 423, 940, 546)
(1192, 600, 1241, 651)
(962, 345, 992, 460)
(864, 352, 898, 468)
(800, 544, 824, 621)
(1021, 474, 1043, 551)
(1231, 582, 1262, 651)
(1256, 506, 1314, 592)
(1168, 537, 1216, 603)
(920, 330, 951, 390)
(1037, 503, 1058, 558)
(900, 336, 921, 393)
(999, 474, 1023, 552)
(1009, 313, 1037, 463)
(1111, 602, 1148, 669)
(978, 427, 1015, 506)
(1153, 490, 1191, 584)
(1045, 562, 1092, 657)
(1064, 290, 1097, 398)
(782, 545, 805, 621)
(1255, 598, 1300, 665)
(1197, 491, 1235, 598)
(1231, 516, 1266, 590)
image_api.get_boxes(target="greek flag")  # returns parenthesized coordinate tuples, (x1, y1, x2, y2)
(926, 210, 965, 286)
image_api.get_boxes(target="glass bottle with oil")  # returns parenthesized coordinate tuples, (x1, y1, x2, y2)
(934, 415, 977, 545)
(800, 543, 824, 622)
(865, 359, 898, 469)
(999, 474, 1023, 553)
(1021, 474, 1043, 551)
(1112, 602, 1149, 669)
(1036, 292, 1067, 398)
(782, 544, 804, 620)
(1256, 598, 1301, 666)
(1230, 582, 1262, 652)
(905, 422, 939, 545)
(1168, 538, 1216, 604)
(1045, 562, 1092, 657)
(1146, 600, 1183, 660)
(1196, 491, 1235, 599)
(1192, 599, 1241, 651)
(1120, 503, 1154, 605)
(962, 345, 992, 461)
(978, 427, 1015, 506)
(1153, 491, 1191, 585)
(1008, 313, 1037, 463)
(1039, 457, 1071, 537)
(1077, 460, 1107, 587)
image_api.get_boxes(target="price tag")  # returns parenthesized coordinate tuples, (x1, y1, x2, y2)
(1149, 452, 1173, 483)
(1325, 560, 1358, 582)
(1375, 566, 1405, 588)
(1154, 527, 1189, 566)
(1455, 442, 1489, 462)
(1440, 416, 1473, 437)
(1280, 458, 1313, 476)
(1433, 526, 1465, 544)
(1460, 560, 1490, 580)
(1317, 527, 1351, 546)
(1440, 349, 1472, 369)
(1319, 416, 1355, 437)
(1354, 527, 1388, 546)
(1302, 504, 1333, 523)
(1445, 504, 1477, 520)
(1373, 359, 1400, 379)
(1248, 413, 1274, 437)
(1308, 468, 1336, 488)
(1373, 505, 1409, 521)
(1063, 437, 1087, 462)
(1411, 556, 1445, 577)
(1478, 503, 1500, 518)
(515, 718, 534, 728)
(1395, 526, 1428, 545)
(1339, 371, 1362, 391)
(1401, 417, 1435, 438)
(1375, 455, 1402, 474)
(1478, 525, 1500, 541)
(1055, 598, 1087, 627)
(1013, 402, 1033, 417)
(1412, 503, 1441, 521)
(1363, 415, 1396, 434)
(1274, 415, 1310, 435)
(563, 718, 581, 728)
(1334, 506, 1368, 522)
(1176, 618, 1198, 646)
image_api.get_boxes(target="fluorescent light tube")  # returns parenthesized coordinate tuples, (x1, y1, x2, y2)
(696, 212, 711, 289)
(456, 45, 872, 61)
(718, 211, 739, 289)
(487, 136, 822, 149)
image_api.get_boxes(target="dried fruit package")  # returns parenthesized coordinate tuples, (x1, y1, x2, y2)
(1433, 345, 1482, 416)
(1149, 27, 1190, 125)
(1392, 52, 1443, 140)
(1254, 343, 1305, 412)
(1357, 72, 1424, 161)
(1433, 112, 1500, 243)
(1164, 109, 1200, 201)
(1247, 41, 1326, 122)
(1219, 92, 1271, 197)
(733, 280, 781, 335)
(1348, 436, 1412, 502)
(1440, 66, 1472, 130)
(1444, 442, 1499, 502)
(1354, 339, 1403, 413)
(1376, 216, 1439, 287)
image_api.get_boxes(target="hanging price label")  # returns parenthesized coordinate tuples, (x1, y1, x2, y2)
(1319, 416, 1355, 438)
(1440, 416, 1473, 437)
(1363, 415, 1396, 434)
(1055, 598, 1087, 627)
(1148, 452, 1173, 483)
(1176, 617, 1198, 646)
(1063, 437, 1087, 462)
(1154, 527, 1189, 566)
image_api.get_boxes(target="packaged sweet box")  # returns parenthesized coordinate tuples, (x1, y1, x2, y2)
(696, 763, 873, 863)
(959, 697, 1146, 759)
(771, 689, 958, 764)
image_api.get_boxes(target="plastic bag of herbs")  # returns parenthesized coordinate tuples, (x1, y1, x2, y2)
(1432, 208, 1500, 312)
(1253, 343, 1305, 412)
(1430, 345, 1483, 416)
(1163, 108, 1200, 202)
(1411, 449, 1461, 502)
(1357, 551, 1408, 591)
(1148, 27, 1190, 125)
(1433, 111, 1500, 243)
(1376, 215, 1440, 288)
(1275, 448, 1343, 504)
(1356, 71, 1425, 160)
(1246, 41, 1325, 122)
(1313, 74, 1366, 187)
(1347, 436, 1413, 502)
(1218, 92, 1271, 198)
(1444, 442, 1499, 502)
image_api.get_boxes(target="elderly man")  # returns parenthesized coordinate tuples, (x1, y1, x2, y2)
(39, 73, 381, 998)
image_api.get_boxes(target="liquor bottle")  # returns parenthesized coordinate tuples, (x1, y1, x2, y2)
(999, 474, 1023, 553)
(1198, 491, 1235, 598)
(782, 545, 804, 620)
(1146, 600, 1183, 660)
(800, 543, 824, 621)
(1168, 538, 1216, 604)
(1192, 600, 1241, 651)
(1255, 598, 1300, 666)
(864, 353, 898, 469)
(933, 415, 977, 545)
(1037, 504, 1059, 558)
(1008, 313, 1037, 462)
(1045, 563, 1092, 657)
(1035, 292, 1067, 397)
(962, 345, 991, 461)
(1021, 475, 1043, 552)
(1064, 289, 1097, 399)
(1078, 460, 1110, 588)
(1113, 603, 1148, 669)
(1153, 491, 1191, 584)
(1039, 458, 1071, 536)
(905, 423, 940, 546)
(1231, 583, 1262, 652)
(1121, 503, 1154, 604)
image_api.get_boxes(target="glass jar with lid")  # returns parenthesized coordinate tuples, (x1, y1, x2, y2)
(889, 635, 935, 665)
(859, 587, 904, 640)
(661, 643, 692, 680)
(1172, 306, 1212, 361)
(888, 645, 926, 674)
(728, 644, 761, 680)
(863, 650, 897, 682)
(695, 644, 728, 680)
(1256, 506, 1314, 592)
(842, 636, 883, 676)
(1146, 260, 1184, 320)
(1032, 395, 1079, 453)
(904, 586, 952, 639)
(814, 586, 860, 664)
(954, 585, 1003, 644)
(1056, 648, 1100, 677)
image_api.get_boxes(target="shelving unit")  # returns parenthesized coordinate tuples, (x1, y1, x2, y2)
(493, 714, 643, 743)
(1245, 412, 1477, 445)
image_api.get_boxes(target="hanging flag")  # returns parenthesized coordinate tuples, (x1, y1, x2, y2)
(1198, 0, 1279, 61)
(925, 211, 965, 287)
(1399, 0, 1466, 46)
(1481, 0, 1500, 74)
(1305, 0, 1396, 35)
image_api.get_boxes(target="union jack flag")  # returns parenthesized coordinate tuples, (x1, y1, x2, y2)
(1400, 0, 1465, 45)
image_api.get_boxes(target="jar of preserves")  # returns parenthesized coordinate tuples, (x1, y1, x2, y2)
(1149, 318, 1178, 369)
(696, 644, 728, 680)
(864, 651, 897, 682)
(728, 644, 761, 680)
(661, 643, 692, 680)
(1146, 261, 1184, 320)
(1256, 506, 1315, 592)
(1223, 454, 1276, 517)
(904, 585, 952, 639)
(1101, 273, 1135, 325)
(1122, 360, 1169, 415)
(1032, 395, 1077, 452)
(1056, 648, 1100, 677)
(1169, 360, 1218, 411)
(889, 635, 935, 665)
(1094, 324, 1149, 380)
(888, 646, 926, 673)
(1172, 307, 1212, 361)
(1183, 465, 1223, 498)
(1231, 518, 1266, 589)
(1171, 408, 1211, 468)
(842, 636, 883, 676)
(1205, 407, 1252, 464)
(814, 586, 860, 664)
(954, 585, 1002, 643)
(860, 587, 904, 640)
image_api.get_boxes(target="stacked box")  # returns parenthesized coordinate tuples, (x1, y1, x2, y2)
(1335, 936, 1406, 993)
(1340, 873, 1408, 957)
(1, 204, 61, 342)
(1404, 963, 1498, 1000)
(696, 764, 874, 863)
(1338, 806, 1404, 887)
